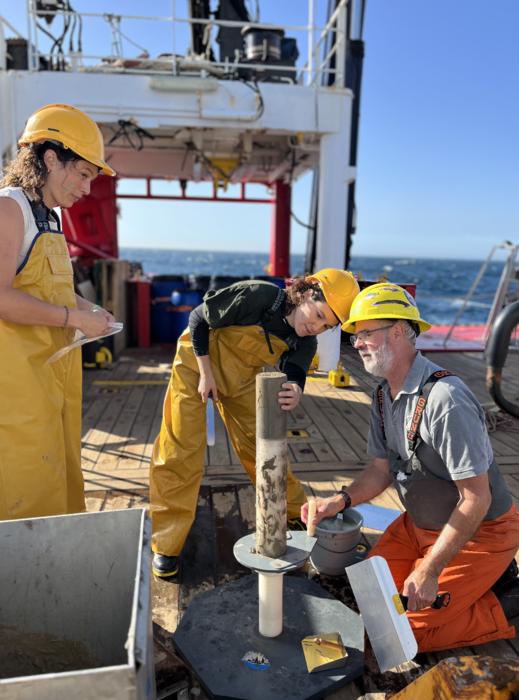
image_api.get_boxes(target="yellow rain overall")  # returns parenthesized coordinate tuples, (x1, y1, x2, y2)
(0, 203, 85, 519)
(150, 324, 306, 556)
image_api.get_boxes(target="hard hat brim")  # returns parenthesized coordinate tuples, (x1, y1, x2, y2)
(19, 133, 116, 177)
(342, 315, 432, 334)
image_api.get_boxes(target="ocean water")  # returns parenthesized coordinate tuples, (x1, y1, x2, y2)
(120, 247, 510, 326)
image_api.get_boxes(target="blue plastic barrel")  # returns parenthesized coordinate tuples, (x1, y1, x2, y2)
(209, 275, 248, 291)
(150, 275, 188, 343)
(168, 289, 204, 341)
(187, 275, 211, 295)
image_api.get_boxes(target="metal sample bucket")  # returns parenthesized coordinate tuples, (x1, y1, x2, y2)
(0, 509, 154, 699)
(310, 509, 364, 576)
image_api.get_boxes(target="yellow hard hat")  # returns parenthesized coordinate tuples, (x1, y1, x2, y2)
(342, 282, 431, 334)
(307, 268, 360, 325)
(19, 103, 115, 176)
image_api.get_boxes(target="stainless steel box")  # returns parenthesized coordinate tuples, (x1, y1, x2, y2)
(0, 508, 155, 699)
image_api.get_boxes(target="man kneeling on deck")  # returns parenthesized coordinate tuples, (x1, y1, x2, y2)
(302, 282, 519, 653)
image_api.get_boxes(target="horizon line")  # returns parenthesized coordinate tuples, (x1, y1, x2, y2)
(119, 245, 496, 264)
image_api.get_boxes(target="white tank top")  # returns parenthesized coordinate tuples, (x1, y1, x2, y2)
(0, 187, 40, 269)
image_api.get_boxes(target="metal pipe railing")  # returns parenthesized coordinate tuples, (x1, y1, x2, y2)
(0, 14, 24, 37)
(443, 241, 519, 346)
(23, 0, 349, 85)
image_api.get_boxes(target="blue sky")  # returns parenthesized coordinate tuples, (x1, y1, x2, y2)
(2, 1, 518, 260)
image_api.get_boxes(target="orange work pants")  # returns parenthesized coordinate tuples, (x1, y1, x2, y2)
(369, 505, 519, 652)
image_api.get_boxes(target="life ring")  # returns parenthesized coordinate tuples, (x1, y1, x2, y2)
(486, 300, 519, 417)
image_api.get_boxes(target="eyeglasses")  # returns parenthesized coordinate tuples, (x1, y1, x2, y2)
(349, 324, 395, 346)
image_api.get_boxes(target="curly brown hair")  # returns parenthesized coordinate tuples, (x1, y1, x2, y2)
(0, 142, 81, 201)
(284, 276, 326, 316)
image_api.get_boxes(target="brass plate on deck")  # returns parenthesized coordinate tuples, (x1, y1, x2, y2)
(287, 429, 309, 438)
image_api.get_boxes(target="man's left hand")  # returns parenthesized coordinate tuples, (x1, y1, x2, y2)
(402, 566, 439, 611)
(278, 382, 302, 411)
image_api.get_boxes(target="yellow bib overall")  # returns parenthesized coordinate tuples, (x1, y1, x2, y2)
(150, 324, 306, 556)
(0, 215, 85, 519)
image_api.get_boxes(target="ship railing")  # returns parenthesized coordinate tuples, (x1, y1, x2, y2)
(443, 241, 519, 347)
(1, 1, 352, 89)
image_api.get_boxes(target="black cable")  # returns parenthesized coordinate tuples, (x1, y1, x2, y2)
(239, 78, 265, 120)
(49, 0, 71, 70)
(68, 8, 77, 52)
(107, 120, 155, 151)
(36, 20, 58, 68)
(218, 73, 264, 121)
(291, 210, 315, 231)
(77, 11, 83, 52)
(48, 18, 65, 68)
(36, 0, 79, 70)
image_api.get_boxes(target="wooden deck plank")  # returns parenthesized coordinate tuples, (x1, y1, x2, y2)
(95, 386, 147, 470)
(142, 385, 168, 463)
(288, 405, 313, 429)
(318, 397, 370, 461)
(116, 385, 165, 469)
(82, 387, 130, 469)
(303, 395, 360, 462)
(503, 475, 519, 507)
(84, 494, 106, 512)
(290, 442, 318, 463)
(312, 440, 342, 462)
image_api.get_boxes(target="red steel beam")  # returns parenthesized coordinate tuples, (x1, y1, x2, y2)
(269, 180, 291, 277)
(116, 178, 274, 203)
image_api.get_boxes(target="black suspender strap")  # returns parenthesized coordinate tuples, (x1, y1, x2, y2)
(406, 370, 454, 451)
(29, 199, 61, 232)
(376, 385, 386, 442)
(261, 287, 285, 355)
(376, 370, 455, 451)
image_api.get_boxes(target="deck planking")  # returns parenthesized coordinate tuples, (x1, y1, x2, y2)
(81, 343, 519, 698)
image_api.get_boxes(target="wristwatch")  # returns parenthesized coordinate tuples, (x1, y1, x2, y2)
(336, 486, 352, 511)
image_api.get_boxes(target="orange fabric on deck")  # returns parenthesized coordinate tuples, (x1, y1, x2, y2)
(369, 505, 519, 652)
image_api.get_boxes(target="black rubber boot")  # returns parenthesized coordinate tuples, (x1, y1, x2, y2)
(492, 559, 519, 595)
(497, 579, 519, 620)
(152, 553, 180, 579)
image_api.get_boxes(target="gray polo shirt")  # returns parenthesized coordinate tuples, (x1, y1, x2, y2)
(367, 352, 511, 521)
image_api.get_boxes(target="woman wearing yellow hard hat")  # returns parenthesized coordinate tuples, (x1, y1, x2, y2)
(0, 103, 115, 521)
(150, 268, 359, 578)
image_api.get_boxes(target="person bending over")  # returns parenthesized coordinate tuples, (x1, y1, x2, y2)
(150, 269, 359, 579)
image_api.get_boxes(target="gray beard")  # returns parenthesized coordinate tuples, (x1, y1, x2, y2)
(361, 339, 395, 378)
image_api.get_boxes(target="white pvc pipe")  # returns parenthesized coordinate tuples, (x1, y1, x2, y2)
(258, 572, 284, 638)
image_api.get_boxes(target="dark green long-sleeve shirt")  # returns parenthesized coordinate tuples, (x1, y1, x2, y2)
(188, 280, 316, 389)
